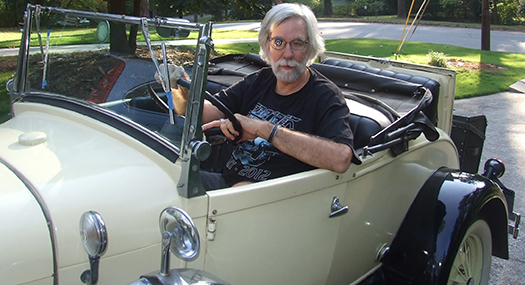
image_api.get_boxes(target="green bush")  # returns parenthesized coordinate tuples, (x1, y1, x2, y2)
(497, 0, 521, 24)
(282, 0, 322, 16)
(427, 50, 448, 68)
(333, 4, 354, 16)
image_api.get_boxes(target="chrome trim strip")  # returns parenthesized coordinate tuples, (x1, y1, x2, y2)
(0, 157, 59, 285)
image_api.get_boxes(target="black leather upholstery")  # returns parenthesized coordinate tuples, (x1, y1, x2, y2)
(318, 59, 440, 126)
(349, 113, 383, 150)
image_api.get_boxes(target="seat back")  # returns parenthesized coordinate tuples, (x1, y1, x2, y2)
(317, 59, 440, 126)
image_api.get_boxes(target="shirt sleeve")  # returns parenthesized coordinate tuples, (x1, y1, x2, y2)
(311, 70, 362, 165)
(214, 69, 267, 114)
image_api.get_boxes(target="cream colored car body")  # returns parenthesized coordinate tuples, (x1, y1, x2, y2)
(0, 102, 458, 285)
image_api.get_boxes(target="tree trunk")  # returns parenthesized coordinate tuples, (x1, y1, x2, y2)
(481, 0, 490, 50)
(492, 0, 499, 24)
(323, 0, 333, 17)
(141, 0, 149, 16)
(108, 0, 132, 54)
(397, 0, 406, 18)
(107, 0, 148, 54)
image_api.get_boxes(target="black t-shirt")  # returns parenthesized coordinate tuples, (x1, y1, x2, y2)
(215, 67, 355, 186)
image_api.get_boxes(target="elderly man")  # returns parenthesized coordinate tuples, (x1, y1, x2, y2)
(166, 3, 360, 189)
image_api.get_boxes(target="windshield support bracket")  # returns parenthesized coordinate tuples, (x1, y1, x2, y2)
(176, 22, 214, 198)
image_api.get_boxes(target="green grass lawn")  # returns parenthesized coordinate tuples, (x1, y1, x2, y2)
(0, 27, 259, 49)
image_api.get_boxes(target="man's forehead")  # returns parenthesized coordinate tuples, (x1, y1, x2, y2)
(271, 16, 307, 38)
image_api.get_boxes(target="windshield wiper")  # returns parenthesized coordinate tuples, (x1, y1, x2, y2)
(34, 6, 51, 89)
(141, 19, 177, 125)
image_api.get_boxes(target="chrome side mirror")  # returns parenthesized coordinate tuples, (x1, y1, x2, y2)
(159, 206, 200, 275)
(130, 206, 229, 285)
(79, 211, 108, 285)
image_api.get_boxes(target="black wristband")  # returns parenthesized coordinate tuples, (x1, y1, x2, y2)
(268, 124, 280, 144)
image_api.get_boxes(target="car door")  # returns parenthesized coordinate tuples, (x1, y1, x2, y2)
(204, 169, 348, 285)
(325, 137, 459, 284)
(204, 135, 458, 285)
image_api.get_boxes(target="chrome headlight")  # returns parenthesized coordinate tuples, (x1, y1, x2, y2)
(79, 211, 108, 257)
(160, 207, 200, 261)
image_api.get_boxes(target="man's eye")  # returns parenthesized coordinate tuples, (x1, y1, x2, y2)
(292, 41, 304, 48)
(274, 39, 283, 46)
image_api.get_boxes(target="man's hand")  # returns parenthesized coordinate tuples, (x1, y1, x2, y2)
(202, 115, 264, 142)
(154, 63, 189, 88)
(154, 64, 190, 115)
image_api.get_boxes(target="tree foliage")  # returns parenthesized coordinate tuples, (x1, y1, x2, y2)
(497, 0, 521, 24)
(0, 0, 107, 27)
(2, 0, 523, 28)
(331, 0, 523, 24)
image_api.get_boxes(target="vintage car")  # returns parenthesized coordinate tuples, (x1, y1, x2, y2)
(2, 4, 521, 285)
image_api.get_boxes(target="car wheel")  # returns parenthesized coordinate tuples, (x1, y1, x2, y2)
(447, 218, 492, 285)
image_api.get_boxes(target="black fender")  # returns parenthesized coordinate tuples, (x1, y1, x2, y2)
(360, 167, 509, 285)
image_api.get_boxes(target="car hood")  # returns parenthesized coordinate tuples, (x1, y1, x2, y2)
(0, 102, 186, 270)
(0, 161, 54, 283)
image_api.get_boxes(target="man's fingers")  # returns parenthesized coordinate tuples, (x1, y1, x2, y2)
(202, 120, 221, 131)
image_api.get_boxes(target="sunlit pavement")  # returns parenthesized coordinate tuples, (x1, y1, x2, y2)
(455, 92, 524, 285)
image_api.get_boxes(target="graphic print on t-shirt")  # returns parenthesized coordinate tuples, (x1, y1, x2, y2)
(225, 103, 302, 181)
(249, 102, 302, 128)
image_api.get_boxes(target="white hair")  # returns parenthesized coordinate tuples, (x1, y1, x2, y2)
(258, 3, 325, 66)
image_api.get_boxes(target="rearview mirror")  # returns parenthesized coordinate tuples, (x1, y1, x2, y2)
(156, 26, 191, 38)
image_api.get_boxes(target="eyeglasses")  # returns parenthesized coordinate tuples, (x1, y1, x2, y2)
(268, 37, 308, 51)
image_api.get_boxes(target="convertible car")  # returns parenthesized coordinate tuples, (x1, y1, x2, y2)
(2, 5, 521, 285)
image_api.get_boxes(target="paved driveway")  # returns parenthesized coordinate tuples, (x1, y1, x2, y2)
(454, 92, 524, 285)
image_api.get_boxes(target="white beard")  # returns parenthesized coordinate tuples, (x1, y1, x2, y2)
(271, 58, 307, 83)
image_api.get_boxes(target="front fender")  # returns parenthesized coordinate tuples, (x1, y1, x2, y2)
(379, 168, 508, 284)
(0, 160, 54, 284)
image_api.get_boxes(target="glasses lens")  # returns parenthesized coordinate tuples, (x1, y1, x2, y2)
(291, 40, 307, 50)
(272, 38, 284, 49)
(269, 38, 307, 51)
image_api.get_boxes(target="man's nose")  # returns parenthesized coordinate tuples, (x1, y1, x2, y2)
(282, 43, 294, 58)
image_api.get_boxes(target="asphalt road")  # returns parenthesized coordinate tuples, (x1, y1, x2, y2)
(455, 93, 524, 285)
(2, 21, 523, 284)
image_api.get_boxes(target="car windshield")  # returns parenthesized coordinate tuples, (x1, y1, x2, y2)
(14, 5, 210, 151)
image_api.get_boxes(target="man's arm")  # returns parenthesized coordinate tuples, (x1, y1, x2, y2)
(202, 100, 225, 124)
(205, 114, 353, 173)
(270, 124, 353, 173)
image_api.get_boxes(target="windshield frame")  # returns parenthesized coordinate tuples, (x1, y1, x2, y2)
(11, 4, 214, 198)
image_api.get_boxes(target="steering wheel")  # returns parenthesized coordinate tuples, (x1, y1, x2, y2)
(204, 93, 243, 143)
(149, 78, 243, 143)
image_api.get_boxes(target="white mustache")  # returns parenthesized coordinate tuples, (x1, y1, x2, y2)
(276, 59, 300, 68)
